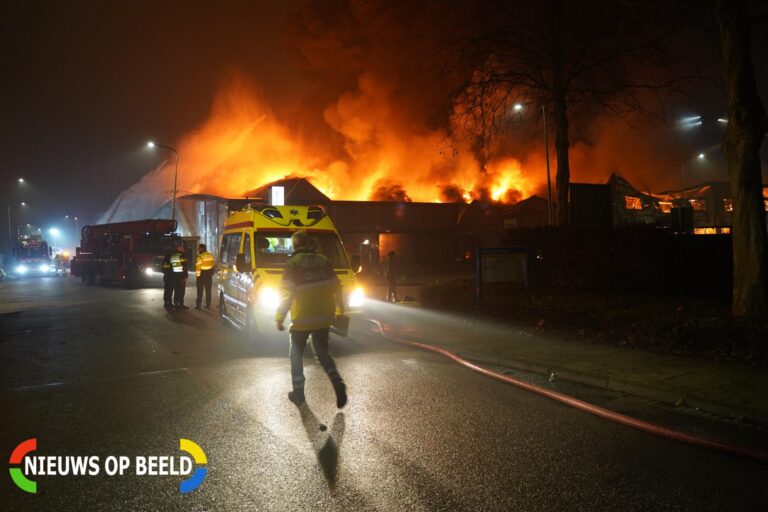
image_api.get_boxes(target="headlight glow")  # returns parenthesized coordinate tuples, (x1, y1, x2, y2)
(349, 287, 365, 308)
(39, 263, 50, 272)
(145, 267, 155, 276)
(258, 286, 281, 310)
(16, 265, 28, 274)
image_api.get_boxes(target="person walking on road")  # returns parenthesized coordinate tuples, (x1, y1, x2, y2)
(162, 252, 173, 309)
(385, 250, 398, 303)
(195, 243, 215, 310)
(170, 242, 189, 309)
(275, 231, 347, 408)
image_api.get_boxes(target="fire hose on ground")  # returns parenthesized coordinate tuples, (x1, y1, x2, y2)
(367, 319, 768, 464)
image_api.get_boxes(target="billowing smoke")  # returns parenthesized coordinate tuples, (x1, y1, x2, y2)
(103, 0, 701, 222)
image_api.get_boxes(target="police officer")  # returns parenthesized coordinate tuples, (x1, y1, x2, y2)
(276, 231, 347, 407)
(162, 252, 173, 309)
(170, 242, 189, 309)
(195, 243, 215, 310)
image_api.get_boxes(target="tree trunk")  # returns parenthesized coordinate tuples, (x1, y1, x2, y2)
(717, 0, 768, 318)
(553, 89, 571, 226)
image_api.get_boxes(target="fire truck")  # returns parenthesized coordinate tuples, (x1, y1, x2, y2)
(70, 219, 183, 287)
(12, 235, 53, 276)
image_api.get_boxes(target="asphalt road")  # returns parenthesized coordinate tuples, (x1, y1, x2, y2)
(1, 276, 766, 511)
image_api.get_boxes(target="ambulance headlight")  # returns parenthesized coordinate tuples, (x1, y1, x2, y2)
(349, 287, 365, 308)
(16, 265, 28, 274)
(145, 267, 155, 276)
(258, 286, 281, 310)
(39, 263, 50, 272)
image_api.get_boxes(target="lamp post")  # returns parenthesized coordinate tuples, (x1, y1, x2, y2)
(513, 103, 554, 225)
(147, 141, 180, 221)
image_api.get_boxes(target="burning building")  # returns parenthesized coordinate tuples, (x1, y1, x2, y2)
(165, 178, 466, 272)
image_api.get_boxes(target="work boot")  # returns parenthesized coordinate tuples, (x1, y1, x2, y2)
(195, 303, 201, 310)
(332, 380, 347, 408)
(288, 390, 305, 404)
(164, 302, 172, 310)
(176, 303, 189, 310)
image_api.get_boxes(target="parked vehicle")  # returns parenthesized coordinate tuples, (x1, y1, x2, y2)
(70, 219, 182, 287)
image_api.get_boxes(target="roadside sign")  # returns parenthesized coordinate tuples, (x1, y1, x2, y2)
(476, 246, 528, 307)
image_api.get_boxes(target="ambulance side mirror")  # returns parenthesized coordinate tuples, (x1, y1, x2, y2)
(235, 253, 251, 273)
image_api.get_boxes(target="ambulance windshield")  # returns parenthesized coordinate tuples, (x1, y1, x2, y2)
(254, 231, 350, 269)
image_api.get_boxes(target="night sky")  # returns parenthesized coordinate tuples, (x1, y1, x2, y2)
(1, 1, 766, 241)
(1, 0, 303, 230)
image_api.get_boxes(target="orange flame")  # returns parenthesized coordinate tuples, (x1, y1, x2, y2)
(167, 76, 540, 204)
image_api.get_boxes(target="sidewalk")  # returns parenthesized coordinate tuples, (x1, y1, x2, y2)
(367, 296, 768, 426)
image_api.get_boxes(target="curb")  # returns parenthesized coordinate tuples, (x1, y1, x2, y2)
(447, 347, 768, 427)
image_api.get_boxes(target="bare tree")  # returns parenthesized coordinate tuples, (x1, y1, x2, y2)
(447, 0, 688, 225)
(716, 0, 768, 317)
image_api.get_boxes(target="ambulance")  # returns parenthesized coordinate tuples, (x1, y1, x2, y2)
(217, 204, 364, 335)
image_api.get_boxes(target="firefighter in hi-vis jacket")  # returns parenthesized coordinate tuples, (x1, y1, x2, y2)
(170, 242, 189, 309)
(275, 231, 347, 408)
(195, 243, 215, 310)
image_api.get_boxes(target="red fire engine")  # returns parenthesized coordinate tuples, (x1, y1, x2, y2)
(70, 219, 182, 287)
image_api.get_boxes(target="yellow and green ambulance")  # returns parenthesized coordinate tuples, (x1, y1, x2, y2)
(217, 204, 364, 335)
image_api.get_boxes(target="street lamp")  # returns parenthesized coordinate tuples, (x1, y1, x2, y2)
(509, 103, 554, 225)
(147, 141, 180, 221)
(680, 145, 719, 206)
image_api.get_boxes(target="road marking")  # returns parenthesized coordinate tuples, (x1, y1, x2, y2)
(8, 367, 191, 392)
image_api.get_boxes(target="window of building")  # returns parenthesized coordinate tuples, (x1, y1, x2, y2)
(689, 199, 707, 211)
(657, 201, 673, 213)
(723, 198, 768, 212)
(694, 227, 731, 235)
(624, 196, 643, 210)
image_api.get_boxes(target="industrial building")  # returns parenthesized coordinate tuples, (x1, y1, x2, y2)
(148, 175, 766, 274)
(165, 178, 467, 272)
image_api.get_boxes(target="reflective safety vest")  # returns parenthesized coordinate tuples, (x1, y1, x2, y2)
(162, 255, 172, 275)
(276, 249, 341, 331)
(196, 251, 215, 277)
(171, 251, 187, 273)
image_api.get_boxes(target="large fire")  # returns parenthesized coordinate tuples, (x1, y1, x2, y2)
(165, 77, 541, 205)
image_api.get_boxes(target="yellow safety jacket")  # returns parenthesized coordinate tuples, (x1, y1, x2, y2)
(276, 248, 342, 331)
(171, 251, 188, 277)
(196, 251, 215, 277)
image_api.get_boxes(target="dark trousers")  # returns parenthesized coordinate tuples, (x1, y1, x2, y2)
(289, 328, 342, 392)
(163, 276, 173, 305)
(196, 269, 213, 307)
(173, 275, 187, 305)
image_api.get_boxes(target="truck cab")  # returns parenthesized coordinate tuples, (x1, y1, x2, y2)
(218, 204, 364, 335)
(12, 235, 53, 276)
